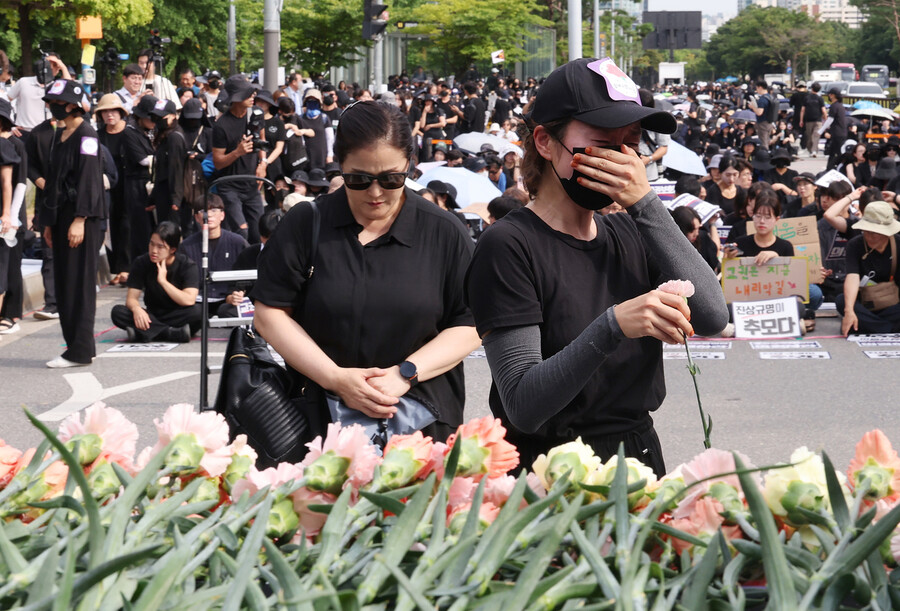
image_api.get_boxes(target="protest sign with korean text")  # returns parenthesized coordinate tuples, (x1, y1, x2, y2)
(732, 297, 802, 339)
(721, 256, 809, 303)
(748, 216, 822, 284)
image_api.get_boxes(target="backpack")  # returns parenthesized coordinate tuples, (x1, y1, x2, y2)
(765, 94, 780, 123)
(182, 127, 208, 211)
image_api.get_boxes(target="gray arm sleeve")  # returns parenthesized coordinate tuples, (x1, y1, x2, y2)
(483, 190, 729, 434)
(483, 308, 623, 434)
(627, 190, 730, 337)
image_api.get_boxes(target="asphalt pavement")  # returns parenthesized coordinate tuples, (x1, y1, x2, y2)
(3, 153, 896, 475)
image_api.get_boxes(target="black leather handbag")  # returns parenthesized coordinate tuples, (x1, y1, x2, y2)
(212, 200, 321, 467)
(214, 327, 312, 467)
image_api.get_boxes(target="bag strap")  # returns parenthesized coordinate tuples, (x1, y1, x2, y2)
(890, 234, 897, 281)
(304, 199, 320, 280)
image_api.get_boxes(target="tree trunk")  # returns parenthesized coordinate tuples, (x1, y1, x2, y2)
(19, 2, 33, 76)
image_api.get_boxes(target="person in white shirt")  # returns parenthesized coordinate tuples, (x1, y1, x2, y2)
(136, 49, 181, 109)
(8, 54, 70, 132)
(285, 73, 304, 116)
(113, 64, 146, 113)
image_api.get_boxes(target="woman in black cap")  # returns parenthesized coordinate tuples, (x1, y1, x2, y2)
(40, 79, 106, 368)
(465, 58, 728, 477)
(254, 89, 286, 188)
(252, 101, 480, 445)
(149, 99, 189, 232)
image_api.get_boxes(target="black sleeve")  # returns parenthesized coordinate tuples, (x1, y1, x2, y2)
(127, 255, 149, 291)
(74, 133, 106, 219)
(270, 118, 287, 143)
(0, 138, 21, 167)
(101, 145, 118, 190)
(123, 128, 151, 167)
(249, 201, 317, 308)
(167, 133, 187, 204)
(181, 256, 201, 289)
(775, 238, 795, 257)
(212, 122, 230, 151)
(845, 236, 864, 276)
(25, 130, 43, 184)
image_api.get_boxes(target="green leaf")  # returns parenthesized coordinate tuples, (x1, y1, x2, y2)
(28, 495, 87, 517)
(821, 452, 850, 531)
(313, 486, 353, 573)
(358, 490, 407, 516)
(373, 553, 433, 610)
(357, 473, 437, 605)
(681, 530, 723, 610)
(25, 540, 61, 607)
(735, 452, 798, 606)
(570, 520, 620, 600)
(222, 494, 273, 611)
(262, 538, 309, 611)
(130, 544, 194, 611)
(821, 573, 855, 611)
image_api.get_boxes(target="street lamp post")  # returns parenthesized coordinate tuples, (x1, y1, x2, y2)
(568, 0, 582, 61)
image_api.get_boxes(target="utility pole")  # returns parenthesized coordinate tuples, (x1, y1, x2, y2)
(228, 0, 236, 75)
(263, 0, 280, 91)
(568, 0, 582, 61)
(593, 0, 600, 58)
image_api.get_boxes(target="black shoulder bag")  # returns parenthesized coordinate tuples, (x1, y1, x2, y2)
(212, 200, 321, 467)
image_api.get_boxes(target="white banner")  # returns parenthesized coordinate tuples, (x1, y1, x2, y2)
(759, 351, 831, 360)
(732, 297, 801, 339)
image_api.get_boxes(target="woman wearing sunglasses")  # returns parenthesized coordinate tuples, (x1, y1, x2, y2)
(252, 100, 481, 445)
(465, 59, 728, 477)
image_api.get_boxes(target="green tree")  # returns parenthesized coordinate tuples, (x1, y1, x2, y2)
(0, 0, 153, 75)
(235, 0, 368, 77)
(705, 6, 847, 80)
(400, 0, 552, 79)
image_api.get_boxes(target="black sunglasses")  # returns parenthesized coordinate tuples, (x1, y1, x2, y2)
(342, 170, 408, 190)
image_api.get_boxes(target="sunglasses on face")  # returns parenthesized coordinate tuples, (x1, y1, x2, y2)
(342, 170, 408, 190)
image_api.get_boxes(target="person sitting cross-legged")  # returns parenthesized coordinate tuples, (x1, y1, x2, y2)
(111, 221, 202, 343)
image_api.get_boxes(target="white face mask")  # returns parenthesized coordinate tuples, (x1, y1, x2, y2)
(404, 99, 412, 108)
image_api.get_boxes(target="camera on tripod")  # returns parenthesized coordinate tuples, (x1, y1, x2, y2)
(246, 107, 273, 153)
(147, 29, 171, 63)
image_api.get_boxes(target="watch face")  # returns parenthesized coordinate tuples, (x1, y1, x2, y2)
(399, 361, 417, 379)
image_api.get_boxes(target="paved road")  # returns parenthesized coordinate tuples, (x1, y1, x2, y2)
(5, 154, 891, 475)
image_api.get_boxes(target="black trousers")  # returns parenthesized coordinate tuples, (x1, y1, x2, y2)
(125, 177, 155, 264)
(219, 185, 264, 244)
(111, 303, 203, 341)
(107, 184, 131, 276)
(52, 217, 102, 363)
(0, 226, 25, 319)
(836, 294, 900, 333)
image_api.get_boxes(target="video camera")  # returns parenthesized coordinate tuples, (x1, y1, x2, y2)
(147, 29, 171, 64)
(246, 106, 273, 153)
(34, 39, 55, 86)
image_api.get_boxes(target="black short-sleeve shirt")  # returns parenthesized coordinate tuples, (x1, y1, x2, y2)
(735, 234, 795, 258)
(251, 187, 475, 425)
(128, 252, 200, 317)
(212, 110, 258, 177)
(846, 234, 899, 284)
(464, 207, 665, 440)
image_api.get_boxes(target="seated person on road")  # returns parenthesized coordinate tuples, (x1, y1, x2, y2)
(218, 208, 284, 318)
(177, 194, 249, 317)
(838, 201, 900, 335)
(111, 221, 202, 343)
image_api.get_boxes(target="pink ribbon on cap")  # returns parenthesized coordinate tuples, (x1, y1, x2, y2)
(586, 58, 640, 104)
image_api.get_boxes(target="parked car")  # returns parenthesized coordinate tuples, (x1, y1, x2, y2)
(845, 82, 887, 99)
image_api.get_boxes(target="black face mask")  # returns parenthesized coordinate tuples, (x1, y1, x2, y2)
(49, 103, 71, 121)
(277, 188, 290, 201)
(867, 153, 881, 162)
(323, 94, 334, 106)
(551, 141, 615, 210)
(181, 118, 201, 130)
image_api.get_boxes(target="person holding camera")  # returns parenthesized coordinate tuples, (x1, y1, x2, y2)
(123, 95, 159, 263)
(113, 64, 147, 114)
(136, 48, 180, 108)
(212, 76, 267, 244)
(40, 79, 105, 368)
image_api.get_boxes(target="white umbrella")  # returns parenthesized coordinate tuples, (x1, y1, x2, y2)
(416, 166, 502, 206)
(415, 160, 447, 175)
(851, 107, 897, 121)
(662, 140, 708, 176)
(453, 132, 520, 156)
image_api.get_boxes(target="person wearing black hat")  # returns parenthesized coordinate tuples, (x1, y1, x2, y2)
(782, 171, 818, 217)
(254, 89, 287, 190)
(148, 99, 190, 234)
(418, 95, 446, 162)
(457, 82, 486, 134)
(212, 75, 268, 243)
(39, 80, 106, 368)
(855, 143, 882, 187)
(764, 148, 799, 204)
(122, 94, 159, 263)
(465, 58, 728, 478)
(825, 87, 848, 170)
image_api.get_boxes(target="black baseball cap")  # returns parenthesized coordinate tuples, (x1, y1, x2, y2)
(43, 79, 86, 106)
(149, 98, 177, 118)
(181, 97, 204, 119)
(132, 95, 160, 119)
(527, 58, 676, 134)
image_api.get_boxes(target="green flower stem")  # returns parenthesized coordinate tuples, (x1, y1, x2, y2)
(682, 332, 711, 449)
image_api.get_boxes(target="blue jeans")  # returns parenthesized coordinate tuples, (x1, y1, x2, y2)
(808, 284, 824, 312)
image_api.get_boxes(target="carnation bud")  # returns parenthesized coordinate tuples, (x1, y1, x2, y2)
(223, 453, 255, 493)
(376, 448, 421, 490)
(165, 433, 205, 474)
(87, 460, 121, 498)
(453, 438, 491, 479)
(304, 451, 351, 495)
(267, 498, 301, 538)
(190, 477, 223, 504)
(64, 433, 103, 465)
(780, 481, 825, 524)
(856, 464, 894, 501)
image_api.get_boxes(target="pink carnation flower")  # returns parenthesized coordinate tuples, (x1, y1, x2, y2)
(848, 429, 900, 502)
(0, 440, 23, 489)
(231, 462, 304, 501)
(302, 422, 381, 492)
(291, 485, 336, 539)
(58, 402, 139, 469)
(674, 448, 758, 520)
(668, 496, 741, 555)
(446, 417, 519, 481)
(657, 279, 695, 299)
(448, 476, 478, 511)
(138, 403, 233, 476)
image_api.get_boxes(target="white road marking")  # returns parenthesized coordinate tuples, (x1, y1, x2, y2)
(39, 371, 198, 422)
(97, 352, 225, 358)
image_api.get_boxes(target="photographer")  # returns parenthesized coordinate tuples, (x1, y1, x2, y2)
(8, 52, 70, 135)
(136, 47, 179, 108)
(212, 76, 266, 243)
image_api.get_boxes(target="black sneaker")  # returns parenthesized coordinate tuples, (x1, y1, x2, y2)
(34, 307, 60, 320)
(165, 324, 192, 343)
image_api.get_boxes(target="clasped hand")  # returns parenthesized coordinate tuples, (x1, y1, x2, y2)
(614, 290, 694, 345)
(331, 366, 412, 419)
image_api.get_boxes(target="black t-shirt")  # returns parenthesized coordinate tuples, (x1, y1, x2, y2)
(263, 115, 287, 180)
(299, 113, 329, 171)
(829, 101, 848, 139)
(735, 234, 795, 257)
(460, 96, 486, 134)
(846, 234, 899, 284)
(422, 107, 446, 139)
(127, 252, 200, 316)
(464, 207, 665, 446)
(436, 99, 457, 139)
(41, 121, 105, 227)
(122, 125, 153, 179)
(705, 183, 744, 216)
(250, 187, 475, 426)
(212, 110, 258, 178)
(803, 94, 825, 123)
(789, 91, 807, 126)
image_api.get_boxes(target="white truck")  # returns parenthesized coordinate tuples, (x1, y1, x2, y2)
(810, 69, 842, 84)
(658, 62, 686, 87)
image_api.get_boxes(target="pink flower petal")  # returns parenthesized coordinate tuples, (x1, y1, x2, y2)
(657, 280, 695, 299)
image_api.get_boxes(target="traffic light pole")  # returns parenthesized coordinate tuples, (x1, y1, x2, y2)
(374, 34, 384, 93)
(263, 0, 280, 92)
